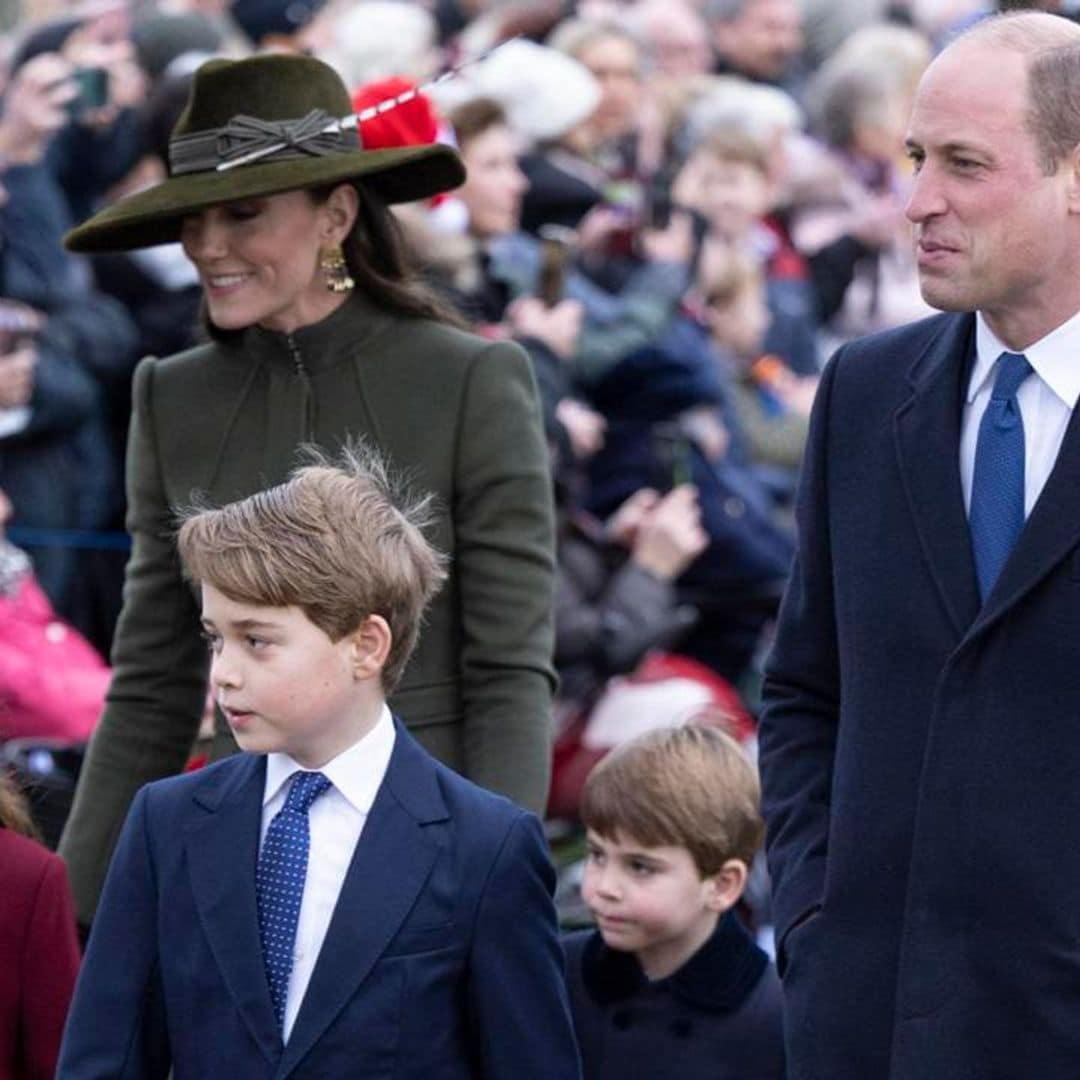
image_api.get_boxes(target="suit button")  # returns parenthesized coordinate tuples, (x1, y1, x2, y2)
(723, 496, 746, 518)
(611, 1008, 635, 1030)
(670, 1018, 693, 1038)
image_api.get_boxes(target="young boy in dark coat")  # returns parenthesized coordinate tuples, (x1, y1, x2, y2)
(564, 724, 784, 1079)
(58, 445, 581, 1080)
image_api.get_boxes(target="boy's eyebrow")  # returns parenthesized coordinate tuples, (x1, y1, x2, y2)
(201, 616, 282, 631)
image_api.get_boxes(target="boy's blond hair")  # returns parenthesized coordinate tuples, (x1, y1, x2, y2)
(581, 722, 763, 875)
(177, 443, 447, 693)
(689, 127, 770, 179)
(700, 241, 762, 311)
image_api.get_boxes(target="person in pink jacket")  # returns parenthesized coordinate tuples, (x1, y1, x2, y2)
(0, 489, 110, 743)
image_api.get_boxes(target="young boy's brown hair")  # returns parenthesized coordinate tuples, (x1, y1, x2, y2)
(177, 442, 446, 692)
(580, 722, 763, 876)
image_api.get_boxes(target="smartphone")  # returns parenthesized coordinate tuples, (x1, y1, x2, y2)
(644, 166, 676, 231)
(69, 67, 109, 115)
(537, 224, 576, 308)
(650, 422, 693, 493)
(0, 301, 39, 354)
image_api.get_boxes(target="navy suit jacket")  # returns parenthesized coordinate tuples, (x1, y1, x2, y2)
(760, 311, 1080, 1079)
(58, 721, 581, 1079)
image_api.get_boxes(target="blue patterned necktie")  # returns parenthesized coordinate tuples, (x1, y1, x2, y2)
(256, 770, 332, 1031)
(969, 351, 1033, 600)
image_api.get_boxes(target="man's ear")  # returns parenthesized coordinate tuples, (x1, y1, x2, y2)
(348, 613, 392, 681)
(1066, 143, 1080, 215)
(322, 182, 360, 244)
(703, 858, 749, 914)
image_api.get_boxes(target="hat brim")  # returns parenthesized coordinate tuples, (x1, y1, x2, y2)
(65, 142, 465, 253)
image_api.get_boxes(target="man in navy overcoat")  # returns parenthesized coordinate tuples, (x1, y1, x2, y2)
(759, 13, 1080, 1079)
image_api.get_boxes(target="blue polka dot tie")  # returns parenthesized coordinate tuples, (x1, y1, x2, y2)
(256, 770, 332, 1032)
(969, 351, 1033, 600)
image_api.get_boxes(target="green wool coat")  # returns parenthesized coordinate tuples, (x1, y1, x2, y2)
(59, 293, 557, 923)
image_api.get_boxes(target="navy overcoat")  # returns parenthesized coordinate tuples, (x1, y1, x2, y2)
(760, 311, 1080, 1078)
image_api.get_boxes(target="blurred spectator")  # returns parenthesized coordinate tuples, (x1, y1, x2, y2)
(0, 291, 112, 620)
(442, 93, 693, 385)
(672, 122, 821, 374)
(86, 71, 202, 362)
(0, 487, 109, 743)
(556, 484, 708, 710)
(700, 242, 813, 475)
(130, 11, 226, 81)
(229, 0, 324, 49)
(797, 0, 895, 68)
(583, 251, 796, 684)
(536, 18, 642, 232)
(309, 0, 440, 89)
(0, 34, 139, 643)
(630, 0, 715, 77)
(12, 8, 147, 226)
(706, 0, 806, 95)
(800, 21, 934, 345)
(0, 770, 81, 1080)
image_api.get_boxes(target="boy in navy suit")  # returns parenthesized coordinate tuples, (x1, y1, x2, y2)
(59, 445, 581, 1079)
(564, 724, 784, 1080)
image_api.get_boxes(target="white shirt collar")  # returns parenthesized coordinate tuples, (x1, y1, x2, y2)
(970, 309, 1080, 408)
(262, 704, 396, 814)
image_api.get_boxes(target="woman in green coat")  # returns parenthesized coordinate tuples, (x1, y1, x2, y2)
(58, 53, 556, 925)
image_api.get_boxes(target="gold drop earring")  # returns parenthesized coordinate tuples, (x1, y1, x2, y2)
(320, 244, 355, 294)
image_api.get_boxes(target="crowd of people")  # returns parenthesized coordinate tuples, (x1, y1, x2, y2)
(1, 0, 1079, 1076)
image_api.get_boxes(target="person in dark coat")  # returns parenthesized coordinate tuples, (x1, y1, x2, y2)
(759, 12, 1080, 1078)
(565, 724, 784, 1080)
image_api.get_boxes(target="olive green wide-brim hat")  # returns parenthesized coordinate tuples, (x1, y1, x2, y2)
(65, 53, 466, 253)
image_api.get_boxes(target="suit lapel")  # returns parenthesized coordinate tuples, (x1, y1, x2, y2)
(185, 755, 281, 1064)
(970, 395, 1080, 634)
(893, 313, 981, 637)
(276, 726, 448, 1077)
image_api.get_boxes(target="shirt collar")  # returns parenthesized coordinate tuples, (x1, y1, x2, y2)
(970, 309, 1080, 408)
(262, 704, 396, 813)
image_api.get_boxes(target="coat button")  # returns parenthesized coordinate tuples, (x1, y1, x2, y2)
(611, 1008, 635, 1030)
(723, 496, 746, 518)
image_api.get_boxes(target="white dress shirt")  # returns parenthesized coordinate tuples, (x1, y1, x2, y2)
(960, 310, 1080, 519)
(259, 705, 395, 1042)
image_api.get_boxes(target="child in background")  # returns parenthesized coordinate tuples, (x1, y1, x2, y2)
(0, 771, 81, 1080)
(672, 127, 821, 377)
(564, 724, 783, 1079)
(701, 243, 815, 476)
(59, 445, 580, 1079)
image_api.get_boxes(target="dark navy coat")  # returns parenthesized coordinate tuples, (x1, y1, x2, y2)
(564, 914, 784, 1080)
(760, 312, 1080, 1078)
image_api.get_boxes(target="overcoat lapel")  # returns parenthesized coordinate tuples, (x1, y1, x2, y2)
(970, 396, 1080, 635)
(185, 755, 281, 1064)
(276, 727, 448, 1078)
(893, 314, 981, 636)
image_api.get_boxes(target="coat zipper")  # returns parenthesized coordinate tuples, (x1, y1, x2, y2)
(285, 333, 314, 440)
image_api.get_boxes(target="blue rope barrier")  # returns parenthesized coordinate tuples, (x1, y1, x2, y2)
(7, 526, 132, 552)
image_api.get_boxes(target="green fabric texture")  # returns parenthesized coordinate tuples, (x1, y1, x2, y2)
(64, 53, 465, 254)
